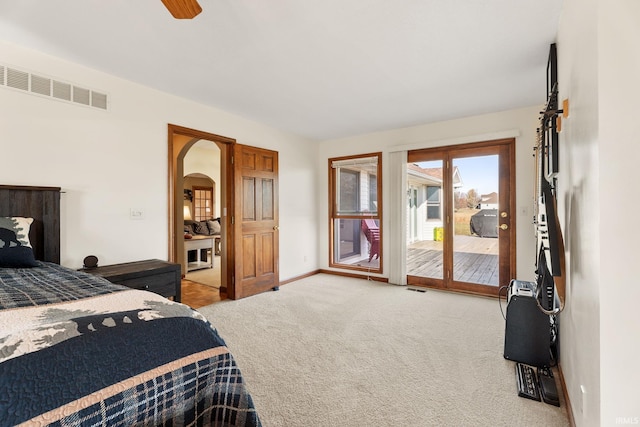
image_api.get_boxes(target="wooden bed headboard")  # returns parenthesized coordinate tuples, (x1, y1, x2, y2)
(0, 185, 61, 263)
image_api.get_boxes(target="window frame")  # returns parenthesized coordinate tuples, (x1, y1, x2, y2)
(192, 186, 214, 221)
(328, 152, 383, 273)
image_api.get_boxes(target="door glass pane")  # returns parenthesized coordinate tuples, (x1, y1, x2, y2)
(452, 155, 499, 286)
(406, 160, 444, 279)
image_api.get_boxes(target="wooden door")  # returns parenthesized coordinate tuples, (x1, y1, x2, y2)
(233, 144, 279, 298)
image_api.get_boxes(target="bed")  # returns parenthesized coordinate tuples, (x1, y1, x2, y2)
(0, 185, 261, 426)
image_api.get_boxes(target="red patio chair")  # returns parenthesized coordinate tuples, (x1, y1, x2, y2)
(361, 219, 380, 262)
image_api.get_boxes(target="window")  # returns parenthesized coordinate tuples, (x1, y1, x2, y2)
(369, 174, 378, 212)
(193, 187, 213, 221)
(339, 169, 360, 214)
(426, 185, 441, 220)
(329, 153, 382, 273)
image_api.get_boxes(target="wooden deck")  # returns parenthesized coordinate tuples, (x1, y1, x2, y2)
(336, 234, 499, 286)
(407, 235, 499, 286)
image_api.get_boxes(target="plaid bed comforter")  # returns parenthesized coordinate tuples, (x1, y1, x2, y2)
(0, 262, 261, 427)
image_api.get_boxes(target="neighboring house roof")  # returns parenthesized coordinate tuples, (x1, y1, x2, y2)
(480, 192, 498, 204)
(407, 164, 441, 186)
(420, 167, 443, 180)
(407, 164, 463, 188)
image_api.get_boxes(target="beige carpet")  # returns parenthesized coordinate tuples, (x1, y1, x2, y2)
(198, 274, 569, 427)
(185, 255, 221, 288)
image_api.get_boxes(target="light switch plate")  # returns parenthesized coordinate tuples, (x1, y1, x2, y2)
(130, 208, 145, 220)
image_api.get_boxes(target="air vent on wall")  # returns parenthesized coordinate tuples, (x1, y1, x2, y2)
(73, 86, 90, 105)
(7, 68, 28, 91)
(1, 64, 108, 110)
(91, 91, 107, 109)
(52, 80, 71, 101)
(30, 74, 51, 96)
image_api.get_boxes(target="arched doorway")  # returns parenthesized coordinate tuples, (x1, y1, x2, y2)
(168, 124, 235, 296)
(183, 171, 220, 288)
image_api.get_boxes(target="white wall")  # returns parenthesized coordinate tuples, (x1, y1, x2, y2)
(0, 40, 318, 281)
(557, 0, 640, 425)
(556, 0, 601, 424)
(318, 107, 539, 280)
(597, 0, 640, 424)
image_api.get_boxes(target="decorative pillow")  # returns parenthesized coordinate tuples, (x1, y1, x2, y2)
(193, 221, 209, 235)
(207, 220, 221, 235)
(0, 217, 38, 267)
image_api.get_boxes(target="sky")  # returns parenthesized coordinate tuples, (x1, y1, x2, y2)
(416, 154, 499, 196)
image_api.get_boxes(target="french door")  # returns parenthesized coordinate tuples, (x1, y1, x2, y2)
(406, 139, 515, 296)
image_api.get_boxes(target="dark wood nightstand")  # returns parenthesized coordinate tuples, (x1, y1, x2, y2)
(81, 259, 181, 302)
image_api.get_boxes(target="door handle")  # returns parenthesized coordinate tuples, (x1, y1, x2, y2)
(273, 225, 279, 230)
(500, 224, 508, 230)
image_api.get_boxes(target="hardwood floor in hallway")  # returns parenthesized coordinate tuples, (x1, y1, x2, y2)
(181, 279, 226, 309)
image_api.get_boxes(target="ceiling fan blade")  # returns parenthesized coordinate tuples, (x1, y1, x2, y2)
(161, 0, 202, 19)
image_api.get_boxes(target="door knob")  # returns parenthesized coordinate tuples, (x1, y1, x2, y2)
(273, 225, 279, 230)
(500, 224, 508, 230)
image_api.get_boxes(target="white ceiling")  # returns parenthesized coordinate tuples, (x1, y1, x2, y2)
(0, 0, 563, 141)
